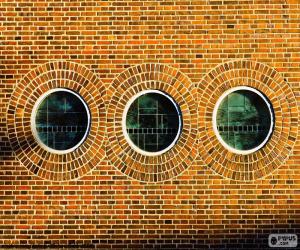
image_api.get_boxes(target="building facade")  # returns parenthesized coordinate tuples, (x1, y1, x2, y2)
(0, 0, 300, 249)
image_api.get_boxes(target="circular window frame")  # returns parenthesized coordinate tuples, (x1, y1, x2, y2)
(197, 60, 298, 181)
(122, 89, 182, 156)
(7, 61, 106, 181)
(31, 88, 91, 155)
(107, 63, 198, 182)
(212, 86, 274, 155)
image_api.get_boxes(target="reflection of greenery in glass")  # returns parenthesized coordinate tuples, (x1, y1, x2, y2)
(35, 90, 89, 151)
(126, 92, 181, 152)
(216, 90, 272, 151)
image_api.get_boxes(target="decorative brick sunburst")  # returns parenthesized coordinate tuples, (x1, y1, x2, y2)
(7, 61, 106, 181)
(107, 64, 198, 182)
(197, 60, 298, 181)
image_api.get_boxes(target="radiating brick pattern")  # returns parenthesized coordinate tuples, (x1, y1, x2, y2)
(197, 60, 298, 181)
(107, 63, 197, 182)
(0, 0, 300, 249)
(7, 61, 106, 181)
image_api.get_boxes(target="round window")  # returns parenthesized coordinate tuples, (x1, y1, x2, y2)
(31, 88, 91, 154)
(213, 86, 274, 154)
(123, 90, 182, 156)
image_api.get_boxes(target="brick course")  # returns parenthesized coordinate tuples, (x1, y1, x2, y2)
(0, 0, 300, 249)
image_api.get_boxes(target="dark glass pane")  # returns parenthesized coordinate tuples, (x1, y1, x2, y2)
(35, 90, 89, 151)
(126, 92, 181, 153)
(216, 89, 272, 151)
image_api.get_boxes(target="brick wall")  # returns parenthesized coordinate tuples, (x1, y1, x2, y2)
(0, 0, 300, 249)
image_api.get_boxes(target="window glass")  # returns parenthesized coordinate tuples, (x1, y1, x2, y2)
(34, 89, 90, 152)
(215, 87, 273, 152)
(125, 90, 182, 154)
